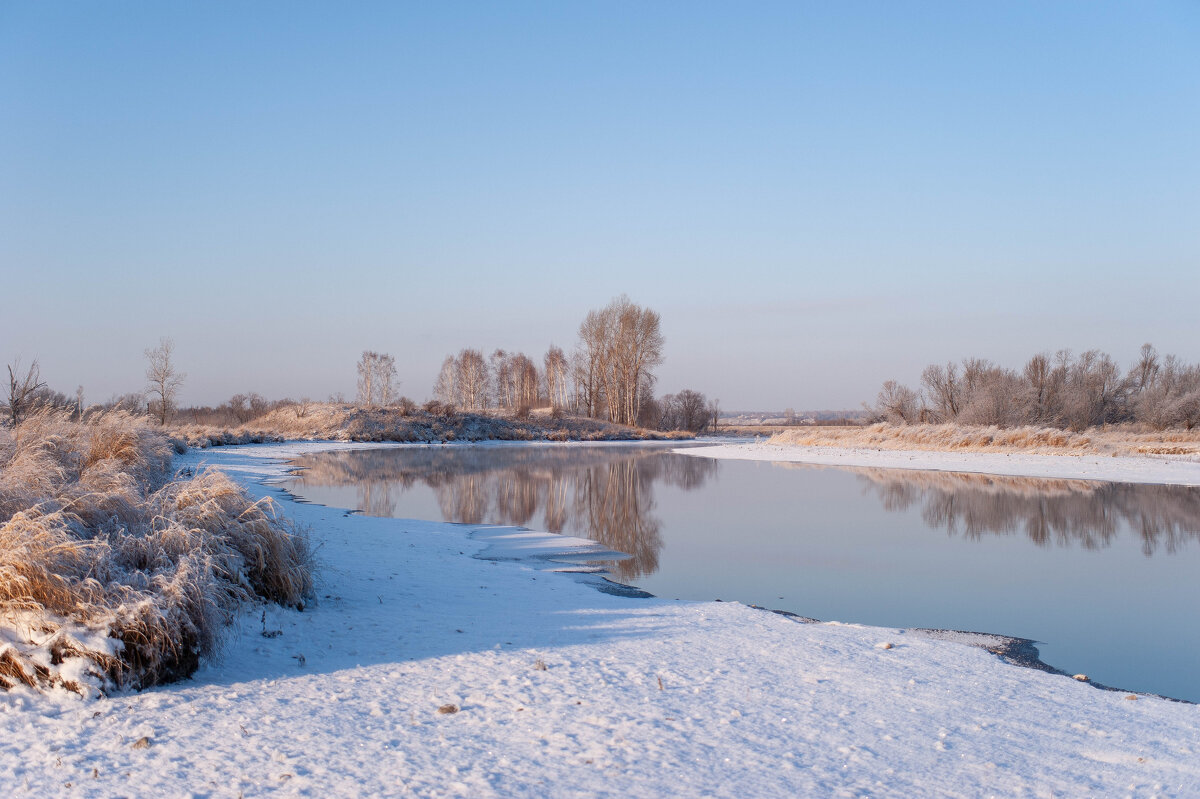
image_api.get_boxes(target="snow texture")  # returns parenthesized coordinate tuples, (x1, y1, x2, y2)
(682, 440, 1200, 486)
(1, 441, 1197, 797)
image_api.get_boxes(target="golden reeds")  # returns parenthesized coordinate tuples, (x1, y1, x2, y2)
(769, 422, 1200, 458)
(0, 410, 312, 695)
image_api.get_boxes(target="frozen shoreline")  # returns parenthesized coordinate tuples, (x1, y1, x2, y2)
(679, 440, 1200, 486)
(1, 441, 1197, 797)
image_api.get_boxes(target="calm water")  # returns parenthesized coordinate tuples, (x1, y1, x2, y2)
(282, 443, 1200, 702)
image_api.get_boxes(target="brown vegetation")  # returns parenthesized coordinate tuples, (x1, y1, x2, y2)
(872, 345, 1200, 432)
(0, 410, 311, 695)
(170, 402, 693, 449)
(769, 422, 1200, 458)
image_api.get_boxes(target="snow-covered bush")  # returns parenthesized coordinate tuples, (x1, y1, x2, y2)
(0, 410, 312, 695)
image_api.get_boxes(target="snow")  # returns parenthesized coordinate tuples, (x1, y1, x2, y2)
(1, 441, 1197, 797)
(680, 440, 1200, 486)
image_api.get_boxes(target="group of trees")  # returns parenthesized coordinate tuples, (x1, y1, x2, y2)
(434, 347, 559, 414)
(3, 339, 187, 428)
(356, 350, 398, 408)
(430, 296, 714, 430)
(573, 296, 664, 426)
(647, 390, 720, 433)
(873, 344, 1200, 431)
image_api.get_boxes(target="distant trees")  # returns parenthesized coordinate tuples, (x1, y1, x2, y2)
(457, 349, 489, 410)
(428, 295, 673, 428)
(572, 295, 664, 426)
(875, 380, 922, 425)
(356, 350, 398, 407)
(5, 359, 47, 427)
(872, 344, 1200, 431)
(145, 338, 185, 426)
(656, 389, 717, 433)
(226, 392, 269, 423)
(544, 345, 569, 411)
(434, 349, 490, 410)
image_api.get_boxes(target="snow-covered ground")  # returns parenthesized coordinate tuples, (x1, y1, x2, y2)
(1, 441, 1197, 797)
(683, 440, 1200, 486)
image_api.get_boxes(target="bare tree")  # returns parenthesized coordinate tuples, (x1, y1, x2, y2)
(145, 338, 184, 426)
(575, 306, 613, 419)
(874, 380, 921, 424)
(544, 345, 569, 410)
(5, 359, 47, 427)
(455, 349, 489, 410)
(874, 343, 1200, 432)
(490, 349, 511, 408)
(357, 351, 377, 407)
(433, 356, 457, 406)
(657, 389, 714, 432)
(1020, 353, 1065, 425)
(921, 363, 962, 422)
(357, 350, 398, 407)
(508, 352, 539, 410)
(377, 352, 398, 406)
(226, 392, 269, 424)
(574, 296, 664, 426)
(708, 397, 721, 431)
(1062, 350, 1126, 431)
(1130, 343, 1160, 394)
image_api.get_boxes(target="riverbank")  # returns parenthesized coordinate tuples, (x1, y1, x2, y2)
(681, 440, 1200, 486)
(1, 441, 1197, 796)
(171, 402, 691, 449)
(766, 422, 1200, 459)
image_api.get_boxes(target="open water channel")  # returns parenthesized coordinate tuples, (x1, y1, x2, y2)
(281, 442, 1200, 702)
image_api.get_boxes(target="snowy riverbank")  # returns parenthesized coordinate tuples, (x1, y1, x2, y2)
(681, 440, 1200, 486)
(1, 441, 1197, 797)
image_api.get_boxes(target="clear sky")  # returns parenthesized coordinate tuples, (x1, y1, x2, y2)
(2, 2, 1197, 410)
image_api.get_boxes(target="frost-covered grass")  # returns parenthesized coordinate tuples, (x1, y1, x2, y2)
(171, 402, 691, 450)
(0, 411, 312, 695)
(770, 422, 1200, 457)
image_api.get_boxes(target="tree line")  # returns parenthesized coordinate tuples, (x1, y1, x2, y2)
(872, 344, 1200, 431)
(5, 297, 721, 434)
(432, 295, 718, 432)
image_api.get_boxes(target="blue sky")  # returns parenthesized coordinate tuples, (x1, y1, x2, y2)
(2, 2, 1197, 409)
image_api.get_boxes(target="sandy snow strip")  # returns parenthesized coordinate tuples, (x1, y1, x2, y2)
(678, 440, 1200, 486)
(0, 441, 1197, 798)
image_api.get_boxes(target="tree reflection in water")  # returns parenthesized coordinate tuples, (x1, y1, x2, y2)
(286, 446, 719, 579)
(843, 467, 1200, 555)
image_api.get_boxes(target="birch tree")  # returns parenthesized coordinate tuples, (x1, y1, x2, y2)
(544, 345, 569, 410)
(455, 349, 489, 410)
(573, 296, 664, 426)
(145, 338, 184, 426)
(357, 350, 399, 407)
(434, 356, 457, 407)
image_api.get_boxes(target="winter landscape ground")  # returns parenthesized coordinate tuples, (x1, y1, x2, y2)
(2, 440, 1198, 797)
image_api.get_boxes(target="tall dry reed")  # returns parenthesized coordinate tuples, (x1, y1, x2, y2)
(768, 422, 1200, 458)
(0, 410, 311, 695)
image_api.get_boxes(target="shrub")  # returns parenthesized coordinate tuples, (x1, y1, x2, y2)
(0, 410, 312, 695)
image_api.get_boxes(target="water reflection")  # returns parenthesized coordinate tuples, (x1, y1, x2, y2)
(284, 446, 1200, 701)
(842, 467, 1200, 555)
(286, 446, 719, 579)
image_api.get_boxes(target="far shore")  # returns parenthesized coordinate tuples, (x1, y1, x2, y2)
(680, 438, 1200, 486)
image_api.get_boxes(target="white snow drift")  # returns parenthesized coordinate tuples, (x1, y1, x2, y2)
(0, 441, 1196, 797)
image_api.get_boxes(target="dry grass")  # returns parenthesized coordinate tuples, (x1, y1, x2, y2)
(0, 410, 312, 695)
(170, 402, 689, 449)
(768, 423, 1200, 458)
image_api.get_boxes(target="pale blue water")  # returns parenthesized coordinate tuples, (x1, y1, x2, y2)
(282, 443, 1200, 702)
